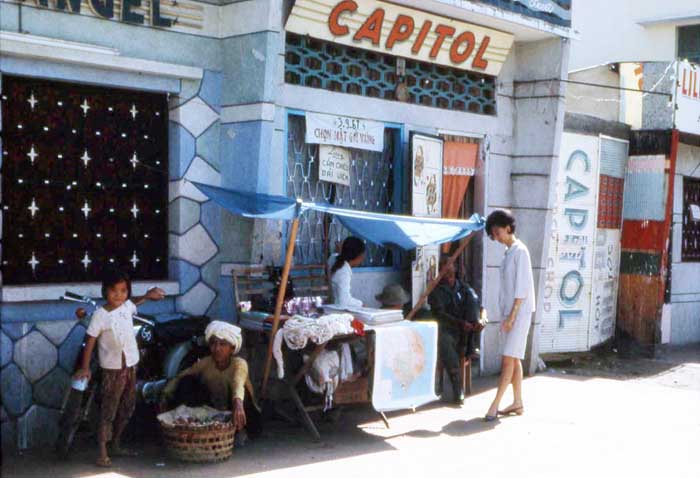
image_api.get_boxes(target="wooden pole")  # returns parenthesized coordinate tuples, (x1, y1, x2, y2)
(261, 216, 300, 397)
(405, 235, 474, 322)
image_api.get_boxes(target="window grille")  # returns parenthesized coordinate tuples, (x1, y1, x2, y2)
(682, 177, 700, 262)
(1, 76, 169, 284)
(285, 33, 496, 115)
(286, 114, 396, 267)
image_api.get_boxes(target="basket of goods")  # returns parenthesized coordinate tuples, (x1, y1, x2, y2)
(157, 405, 235, 463)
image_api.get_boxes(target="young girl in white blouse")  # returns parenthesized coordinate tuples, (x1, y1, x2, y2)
(483, 210, 536, 422)
(328, 237, 366, 307)
(73, 269, 165, 467)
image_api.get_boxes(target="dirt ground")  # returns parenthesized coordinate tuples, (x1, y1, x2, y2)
(3, 344, 699, 478)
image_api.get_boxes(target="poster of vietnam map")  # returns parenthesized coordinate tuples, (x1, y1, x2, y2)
(371, 321, 439, 412)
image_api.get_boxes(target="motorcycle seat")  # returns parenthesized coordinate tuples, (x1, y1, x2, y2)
(154, 316, 209, 343)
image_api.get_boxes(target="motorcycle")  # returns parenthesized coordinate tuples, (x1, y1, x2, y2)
(55, 291, 211, 457)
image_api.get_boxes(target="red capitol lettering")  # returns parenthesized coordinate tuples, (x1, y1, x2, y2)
(328, 0, 491, 70)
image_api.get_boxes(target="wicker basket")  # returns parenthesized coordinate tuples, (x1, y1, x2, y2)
(161, 421, 235, 463)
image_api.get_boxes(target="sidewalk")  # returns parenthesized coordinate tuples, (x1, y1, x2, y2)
(3, 345, 699, 478)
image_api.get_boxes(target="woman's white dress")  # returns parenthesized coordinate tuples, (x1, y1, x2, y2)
(328, 255, 363, 308)
(498, 239, 536, 359)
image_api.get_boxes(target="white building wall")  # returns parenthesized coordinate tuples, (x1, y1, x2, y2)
(569, 0, 699, 71)
(271, 20, 570, 374)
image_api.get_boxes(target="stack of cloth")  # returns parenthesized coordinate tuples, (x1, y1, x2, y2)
(272, 313, 355, 379)
(323, 305, 403, 325)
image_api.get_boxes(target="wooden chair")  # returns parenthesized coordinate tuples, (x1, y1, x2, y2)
(436, 329, 473, 401)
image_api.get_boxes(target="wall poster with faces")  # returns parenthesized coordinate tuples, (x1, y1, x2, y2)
(410, 133, 444, 307)
(411, 133, 444, 218)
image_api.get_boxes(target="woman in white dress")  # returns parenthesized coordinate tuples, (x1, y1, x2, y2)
(328, 237, 366, 307)
(484, 210, 536, 421)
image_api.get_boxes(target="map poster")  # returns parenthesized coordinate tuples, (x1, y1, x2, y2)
(371, 321, 439, 412)
(319, 145, 351, 186)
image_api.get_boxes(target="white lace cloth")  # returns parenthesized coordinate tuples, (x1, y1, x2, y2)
(272, 313, 355, 379)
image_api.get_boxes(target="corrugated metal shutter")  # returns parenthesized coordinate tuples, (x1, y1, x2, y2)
(599, 136, 628, 178)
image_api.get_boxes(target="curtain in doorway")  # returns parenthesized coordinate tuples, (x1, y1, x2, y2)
(441, 142, 478, 252)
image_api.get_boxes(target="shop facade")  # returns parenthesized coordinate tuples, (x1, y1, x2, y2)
(559, 59, 700, 352)
(1, 0, 573, 450)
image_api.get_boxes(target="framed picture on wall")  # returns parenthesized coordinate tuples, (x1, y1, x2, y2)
(410, 133, 444, 306)
(410, 133, 444, 218)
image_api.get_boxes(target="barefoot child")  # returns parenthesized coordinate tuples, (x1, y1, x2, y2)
(73, 268, 165, 467)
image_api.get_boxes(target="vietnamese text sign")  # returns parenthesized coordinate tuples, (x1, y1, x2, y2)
(286, 0, 514, 76)
(319, 145, 351, 186)
(589, 229, 621, 347)
(306, 113, 384, 152)
(541, 133, 600, 353)
(675, 61, 700, 136)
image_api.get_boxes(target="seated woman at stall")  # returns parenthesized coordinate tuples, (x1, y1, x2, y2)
(160, 321, 254, 442)
(328, 237, 366, 307)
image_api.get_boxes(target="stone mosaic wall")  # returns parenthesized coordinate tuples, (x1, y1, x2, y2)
(168, 69, 225, 319)
(1, 320, 86, 451)
(0, 69, 230, 451)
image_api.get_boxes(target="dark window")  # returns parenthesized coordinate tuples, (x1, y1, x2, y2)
(285, 33, 497, 116)
(682, 177, 700, 262)
(1, 76, 169, 285)
(678, 25, 700, 64)
(286, 114, 397, 267)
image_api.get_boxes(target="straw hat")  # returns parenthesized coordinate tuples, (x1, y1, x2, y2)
(375, 284, 411, 307)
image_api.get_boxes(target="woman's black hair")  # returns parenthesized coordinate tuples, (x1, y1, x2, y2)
(331, 237, 366, 274)
(101, 268, 132, 300)
(485, 209, 516, 238)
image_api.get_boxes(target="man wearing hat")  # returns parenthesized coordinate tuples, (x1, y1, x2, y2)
(375, 284, 411, 310)
(428, 256, 484, 403)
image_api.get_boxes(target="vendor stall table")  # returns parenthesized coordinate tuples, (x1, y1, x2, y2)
(191, 182, 485, 439)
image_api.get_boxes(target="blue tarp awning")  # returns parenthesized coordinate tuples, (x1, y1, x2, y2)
(191, 182, 485, 250)
(192, 182, 301, 220)
(308, 203, 484, 250)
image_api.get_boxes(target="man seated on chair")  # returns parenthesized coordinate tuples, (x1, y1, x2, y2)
(160, 321, 259, 445)
(428, 256, 484, 402)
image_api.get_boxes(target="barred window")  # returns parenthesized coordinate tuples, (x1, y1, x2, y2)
(682, 177, 700, 262)
(1, 76, 169, 285)
(286, 114, 398, 267)
(285, 33, 496, 115)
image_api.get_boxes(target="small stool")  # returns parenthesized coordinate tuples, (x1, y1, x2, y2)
(437, 356, 472, 400)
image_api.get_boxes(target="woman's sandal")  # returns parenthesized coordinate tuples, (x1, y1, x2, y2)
(498, 406, 524, 416)
(483, 414, 498, 422)
(96, 457, 112, 468)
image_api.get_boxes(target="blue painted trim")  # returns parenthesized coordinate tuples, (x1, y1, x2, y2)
(0, 57, 180, 93)
(0, 298, 177, 323)
(354, 266, 397, 274)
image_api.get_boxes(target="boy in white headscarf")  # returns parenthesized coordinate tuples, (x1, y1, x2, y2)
(161, 321, 249, 432)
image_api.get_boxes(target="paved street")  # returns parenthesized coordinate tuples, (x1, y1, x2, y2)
(4, 346, 699, 478)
